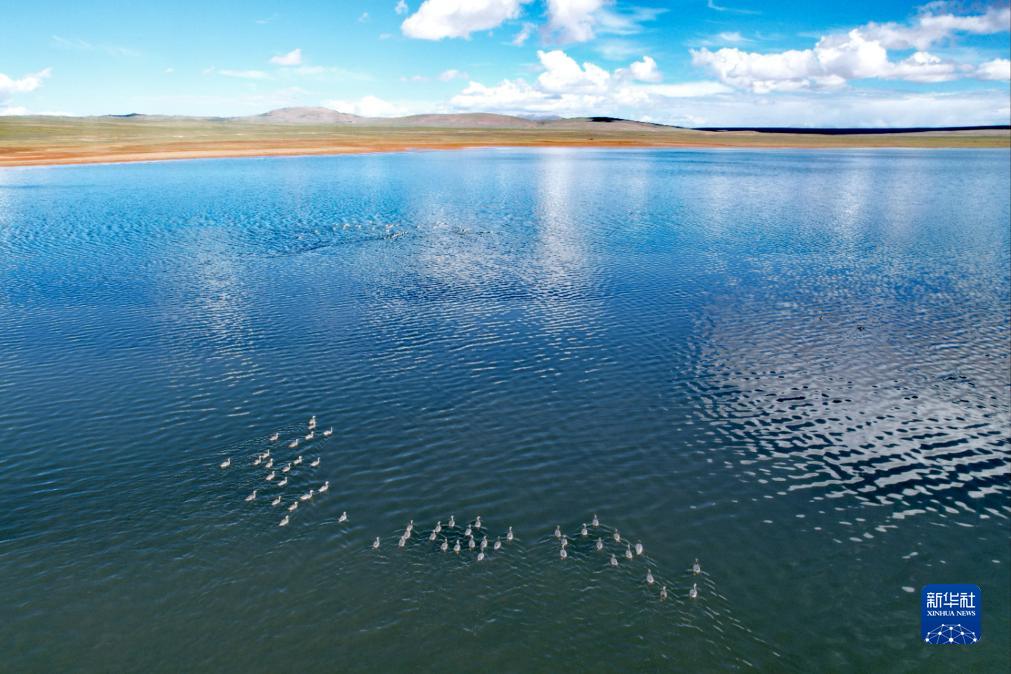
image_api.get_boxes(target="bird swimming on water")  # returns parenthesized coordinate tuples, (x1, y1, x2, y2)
(689, 583, 698, 599)
(592, 514, 599, 528)
(453, 540, 461, 554)
(692, 558, 701, 575)
(293, 455, 303, 466)
(288, 501, 298, 512)
(554, 525, 562, 539)
(561, 536, 568, 549)
(279, 515, 290, 527)
(448, 515, 456, 528)
(440, 537, 449, 552)
(481, 535, 488, 550)
(660, 586, 668, 601)
(300, 489, 314, 502)
(477, 551, 485, 562)
(269, 432, 280, 442)
(595, 537, 604, 551)
(560, 547, 568, 560)
(220, 458, 231, 469)
(253, 457, 261, 467)
(372, 537, 380, 550)
(506, 526, 514, 542)
(646, 569, 655, 585)
(289, 439, 299, 449)
(265, 458, 274, 469)
(271, 495, 282, 507)
(494, 537, 502, 551)
(282, 463, 291, 473)
(319, 481, 329, 494)
(580, 523, 588, 537)
(245, 490, 257, 502)
(398, 535, 407, 548)
(474, 515, 482, 529)
(277, 477, 288, 487)
(308, 415, 316, 430)
(310, 457, 320, 468)
(464, 525, 472, 537)
(613, 529, 621, 543)
(429, 530, 438, 541)
(338, 511, 348, 523)
(468, 537, 476, 550)
(625, 544, 633, 560)
(610, 554, 618, 567)
(323, 427, 333, 437)
(266, 471, 276, 482)
(635, 542, 643, 556)
(434, 521, 442, 534)
(305, 431, 315, 441)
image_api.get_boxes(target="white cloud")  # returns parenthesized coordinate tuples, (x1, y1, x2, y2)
(861, 5, 1011, 50)
(207, 68, 272, 80)
(537, 49, 612, 93)
(439, 68, 469, 81)
(0, 105, 30, 116)
(270, 48, 303, 66)
(0, 68, 52, 98)
(402, 0, 531, 40)
(628, 55, 661, 82)
(545, 0, 665, 43)
(512, 21, 536, 45)
(325, 95, 404, 117)
(706, 0, 760, 16)
(395, 1, 409, 15)
(976, 57, 1011, 81)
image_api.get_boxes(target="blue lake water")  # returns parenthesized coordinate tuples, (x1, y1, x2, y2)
(1, 148, 1008, 672)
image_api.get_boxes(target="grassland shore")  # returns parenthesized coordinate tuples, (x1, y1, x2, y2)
(2, 116, 1008, 168)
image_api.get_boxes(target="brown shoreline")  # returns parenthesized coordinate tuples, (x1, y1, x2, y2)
(2, 117, 1008, 168)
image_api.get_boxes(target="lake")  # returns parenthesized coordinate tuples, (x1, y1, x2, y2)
(1, 148, 1008, 672)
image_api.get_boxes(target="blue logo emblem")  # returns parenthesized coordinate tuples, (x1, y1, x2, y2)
(921, 584, 981, 645)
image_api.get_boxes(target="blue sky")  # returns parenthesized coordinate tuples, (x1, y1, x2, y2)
(2, 0, 1009, 126)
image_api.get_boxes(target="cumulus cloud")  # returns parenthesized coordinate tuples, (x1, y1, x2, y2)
(0, 68, 52, 98)
(325, 95, 404, 117)
(402, 0, 531, 40)
(861, 5, 1010, 50)
(628, 55, 661, 82)
(269, 48, 303, 66)
(976, 57, 1011, 81)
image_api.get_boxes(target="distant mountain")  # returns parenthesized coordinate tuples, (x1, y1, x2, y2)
(251, 106, 365, 124)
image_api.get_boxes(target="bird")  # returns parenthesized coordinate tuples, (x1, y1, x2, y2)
(300, 489, 315, 502)
(474, 515, 482, 529)
(308, 415, 317, 430)
(592, 514, 599, 528)
(610, 554, 618, 567)
(554, 525, 562, 539)
(288, 501, 299, 512)
(580, 523, 588, 537)
(440, 538, 449, 552)
(266, 471, 276, 481)
(245, 490, 257, 502)
(506, 526, 514, 542)
(692, 558, 701, 575)
(613, 529, 621, 543)
(277, 477, 288, 487)
(477, 551, 485, 562)
(635, 542, 644, 556)
(338, 511, 348, 523)
(405, 520, 414, 537)
(464, 525, 472, 538)
(310, 457, 320, 468)
(220, 458, 231, 469)
(689, 583, 698, 599)
(265, 458, 274, 469)
(625, 545, 633, 560)
(253, 457, 261, 467)
(660, 586, 668, 601)
(305, 431, 315, 441)
(468, 537, 476, 550)
(319, 481, 329, 494)
(271, 495, 282, 507)
(493, 537, 502, 551)
(279, 515, 290, 527)
(269, 432, 280, 442)
(293, 455, 303, 466)
(289, 439, 299, 449)
(448, 515, 456, 528)
(323, 427, 333, 437)
(595, 537, 604, 551)
(372, 537, 381, 550)
(646, 569, 655, 585)
(434, 521, 442, 534)
(560, 547, 568, 560)
(398, 536, 407, 548)
(481, 535, 488, 551)
(282, 463, 291, 473)
(429, 530, 438, 541)
(453, 540, 461, 554)
(561, 536, 568, 549)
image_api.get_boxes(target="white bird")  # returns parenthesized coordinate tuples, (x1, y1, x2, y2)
(338, 511, 348, 523)
(288, 501, 298, 512)
(441, 537, 449, 552)
(660, 586, 668, 601)
(506, 526, 513, 542)
(646, 569, 655, 585)
(269, 432, 280, 442)
(595, 537, 604, 551)
(245, 490, 257, 502)
(293, 455, 303, 466)
(448, 515, 456, 528)
(305, 431, 315, 441)
(310, 457, 320, 468)
(592, 514, 599, 527)
(474, 515, 482, 529)
(464, 525, 472, 537)
(265, 458, 274, 469)
(282, 463, 291, 473)
(580, 523, 588, 537)
(279, 515, 290, 527)
(635, 542, 644, 556)
(477, 551, 485, 562)
(434, 521, 442, 534)
(253, 457, 261, 467)
(692, 558, 701, 575)
(319, 481, 329, 494)
(300, 489, 315, 502)
(220, 458, 231, 469)
(689, 583, 698, 600)
(453, 540, 461, 554)
(468, 537, 476, 550)
(561, 536, 568, 549)
(265, 471, 276, 481)
(625, 545, 633, 560)
(610, 554, 618, 567)
(613, 529, 621, 543)
(289, 439, 299, 449)
(277, 477, 288, 487)
(262, 449, 271, 459)
(323, 427, 333, 437)
(494, 537, 502, 551)
(308, 415, 317, 430)
(398, 536, 406, 548)
(271, 495, 282, 507)
(560, 547, 568, 560)
(554, 525, 561, 539)
(372, 537, 381, 549)
(429, 530, 438, 541)
(481, 535, 488, 551)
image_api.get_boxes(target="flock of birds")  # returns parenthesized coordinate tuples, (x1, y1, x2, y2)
(220, 415, 704, 602)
